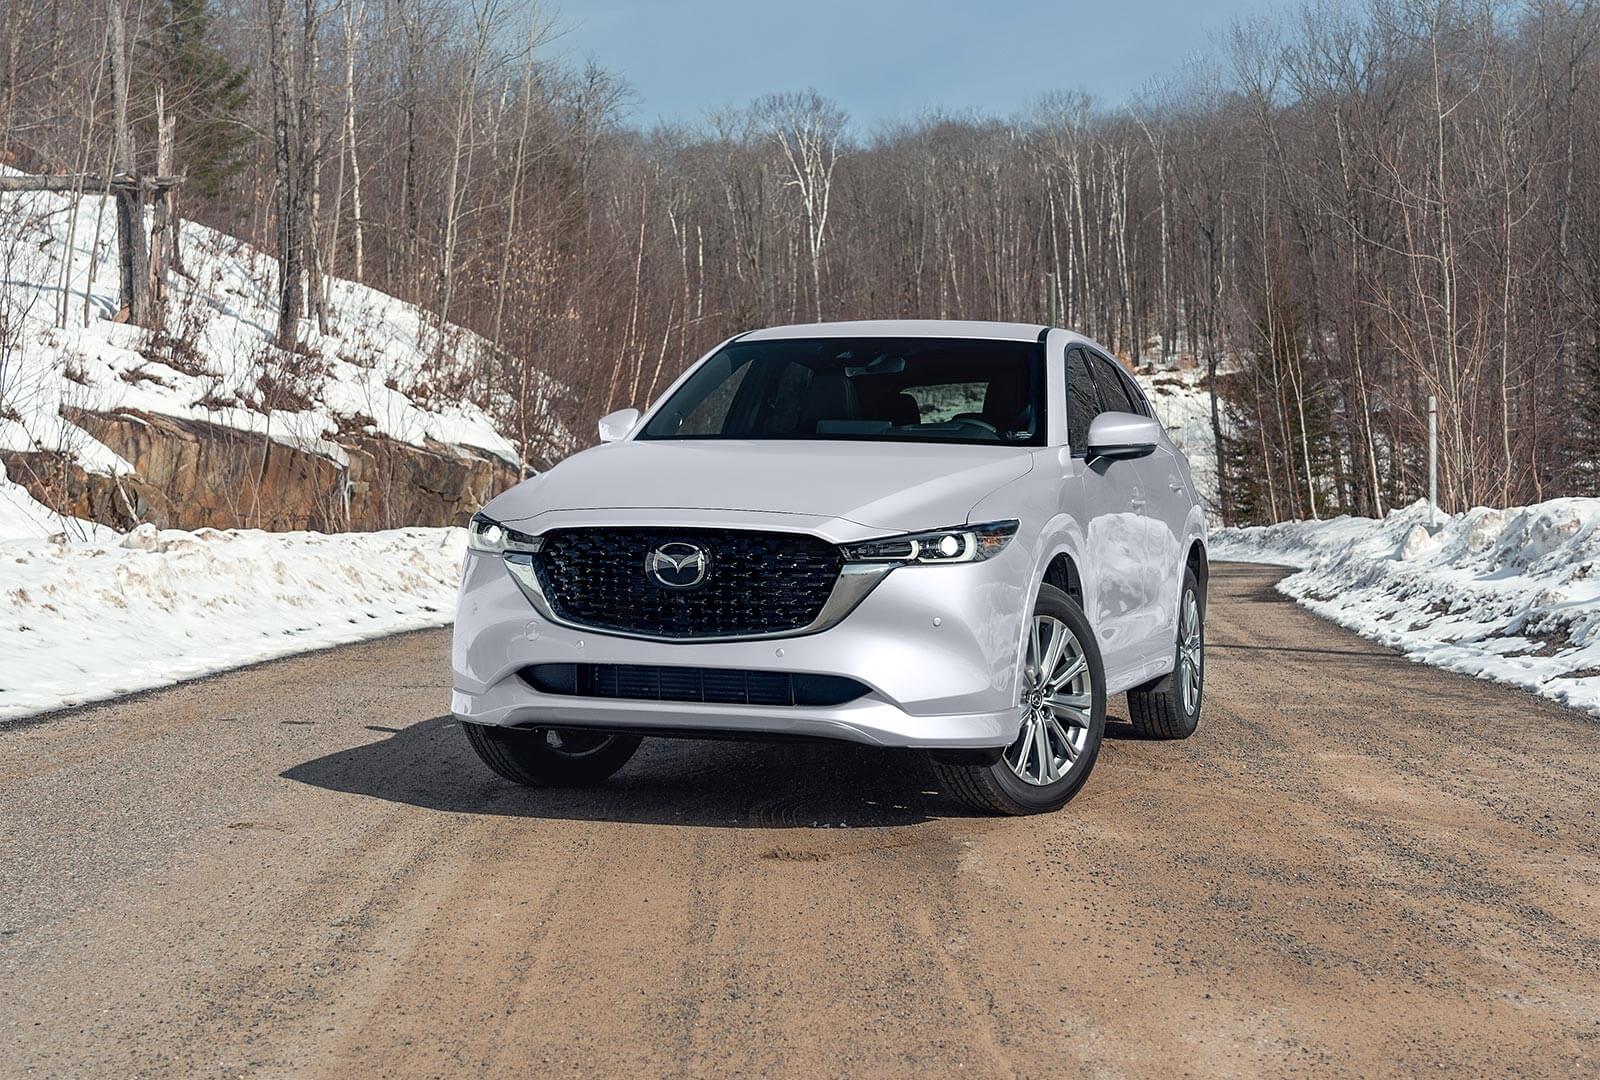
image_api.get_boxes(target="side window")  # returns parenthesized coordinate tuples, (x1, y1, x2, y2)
(1090, 354, 1135, 414)
(1115, 366, 1153, 418)
(1065, 348, 1100, 453)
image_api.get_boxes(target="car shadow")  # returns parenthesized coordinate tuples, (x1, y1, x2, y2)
(282, 715, 966, 829)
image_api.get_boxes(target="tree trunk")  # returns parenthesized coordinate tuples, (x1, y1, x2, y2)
(267, 0, 303, 349)
(107, 0, 151, 327)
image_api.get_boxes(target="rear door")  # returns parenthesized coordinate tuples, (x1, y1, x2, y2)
(1065, 347, 1150, 681)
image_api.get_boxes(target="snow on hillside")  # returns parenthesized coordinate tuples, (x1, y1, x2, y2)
(0, 524, 465, 721)
(0, 170, 558, 485)
(1138, 368, 1218, 514)
(1212, 499, 1600, 718)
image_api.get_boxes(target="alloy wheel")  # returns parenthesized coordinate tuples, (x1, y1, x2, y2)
(1005, 615, 1094, 786)
(1179, 591, 1203, 714)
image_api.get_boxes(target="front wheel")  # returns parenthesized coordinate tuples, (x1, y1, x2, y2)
(462, 723, 642, 787)
(930, 583, 1107, 815)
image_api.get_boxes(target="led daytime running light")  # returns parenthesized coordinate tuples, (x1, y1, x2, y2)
(467, 514, 543, 555)
(844, 520, 1018, 565)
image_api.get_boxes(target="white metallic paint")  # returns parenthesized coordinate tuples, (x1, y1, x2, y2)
(452, 320, 1207, 749)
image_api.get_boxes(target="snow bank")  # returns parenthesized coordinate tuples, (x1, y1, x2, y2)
(0, 525, 463, 721)
(0, 170, 566, 480)
(1212, 499, 1600, 717)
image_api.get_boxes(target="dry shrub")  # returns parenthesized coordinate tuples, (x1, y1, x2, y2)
(247, 342, 328, 414)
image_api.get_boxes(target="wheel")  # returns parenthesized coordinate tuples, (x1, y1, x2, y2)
(1126, 568, 1204, 739)
(462, 723, 642, 786)
(930, 583, 1107, 815)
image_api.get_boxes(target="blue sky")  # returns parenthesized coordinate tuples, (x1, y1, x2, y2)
(552, 0, 1292, 131)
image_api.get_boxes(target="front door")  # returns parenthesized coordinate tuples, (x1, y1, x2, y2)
(1064, 347, 1154, 685)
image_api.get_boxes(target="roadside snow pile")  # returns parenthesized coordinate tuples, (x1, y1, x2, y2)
(0, 169, 561, 478)
(0, 525, 463, 721)
(1138, 369, 1217, 514)
(1211, 499, 1600, 717)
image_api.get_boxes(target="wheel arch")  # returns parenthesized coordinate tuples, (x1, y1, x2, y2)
(1184, 536, 1208, 601)
(1043, 550, 1085, 610)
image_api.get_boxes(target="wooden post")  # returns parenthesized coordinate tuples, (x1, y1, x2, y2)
(1, 175, 182, 328)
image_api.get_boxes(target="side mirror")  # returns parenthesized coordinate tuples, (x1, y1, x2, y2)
(597, 407, 641, 443)
(1085, 411, 1160, 461)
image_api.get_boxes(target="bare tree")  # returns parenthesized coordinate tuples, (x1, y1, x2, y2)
(756, 90, 845, 322)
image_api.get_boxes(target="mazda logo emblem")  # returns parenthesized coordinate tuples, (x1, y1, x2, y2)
(646, 541, 709, 589)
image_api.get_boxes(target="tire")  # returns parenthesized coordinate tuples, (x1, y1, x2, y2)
(1126, 568, 1204, 740)
(462, 723, 642, 787)
(929, 583, 1107, 815)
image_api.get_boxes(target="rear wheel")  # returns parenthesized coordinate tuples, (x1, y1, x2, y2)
(1126, 568, 1204, 739)
(930, 583, 1107, 815)
(462, 723, 642, 787)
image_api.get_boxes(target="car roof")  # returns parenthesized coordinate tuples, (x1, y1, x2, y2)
(737, 319, 1097, 347)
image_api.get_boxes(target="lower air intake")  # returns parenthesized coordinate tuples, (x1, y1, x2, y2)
(522, 664, 869, 707)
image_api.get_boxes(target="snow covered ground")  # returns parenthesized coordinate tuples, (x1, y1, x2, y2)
(0, 520, 464, 722)
(0, 174, 569, 721)
(0, 169, 561, 480)
(1212, 499, 1600, 718)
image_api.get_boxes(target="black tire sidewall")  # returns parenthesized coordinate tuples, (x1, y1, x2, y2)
(465, 723, 643, 786)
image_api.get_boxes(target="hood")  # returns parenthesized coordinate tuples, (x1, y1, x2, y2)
(484, 439, 1034, 533)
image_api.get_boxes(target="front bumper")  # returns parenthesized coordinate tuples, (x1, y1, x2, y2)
(450, 543, 1030, 749)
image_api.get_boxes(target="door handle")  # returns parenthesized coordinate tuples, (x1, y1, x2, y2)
(1169, 481, 1185, 493)
(1131, 495, 1147, 510)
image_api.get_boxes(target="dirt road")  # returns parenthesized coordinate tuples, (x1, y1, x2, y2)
(1, 563, 1596, 1078)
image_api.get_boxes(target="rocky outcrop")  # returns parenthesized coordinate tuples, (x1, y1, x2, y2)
(2, 408, 517, 532)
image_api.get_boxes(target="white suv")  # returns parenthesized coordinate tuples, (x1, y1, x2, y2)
(453, 321, 1207, 814)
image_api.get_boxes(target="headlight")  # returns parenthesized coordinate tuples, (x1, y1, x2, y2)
(467, 513, 543, 555)
(842, 520, 1018, 565)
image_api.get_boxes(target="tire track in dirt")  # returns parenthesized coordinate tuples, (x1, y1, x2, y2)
(2, 565, 1596, 1077)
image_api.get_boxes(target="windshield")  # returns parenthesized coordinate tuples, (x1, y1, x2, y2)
(637, 337, 1045, 446)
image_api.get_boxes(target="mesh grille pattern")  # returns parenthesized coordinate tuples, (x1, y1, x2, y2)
(522, 664, 869, 707)
(531, 528, 843, 638)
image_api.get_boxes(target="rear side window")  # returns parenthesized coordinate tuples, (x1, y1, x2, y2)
(1115, 365, 1152, 418)
(1065, 348, 1100, 453)
(1090, 354, 1135, 414)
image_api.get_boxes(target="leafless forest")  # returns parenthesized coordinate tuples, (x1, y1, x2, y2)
(4, 0, 1599, 523)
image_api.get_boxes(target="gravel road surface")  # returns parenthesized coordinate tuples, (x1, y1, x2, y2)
(2, 563, 1596, 1077)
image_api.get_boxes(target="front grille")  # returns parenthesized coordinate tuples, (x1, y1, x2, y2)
(523, 664, 870, 707)
(531, 528, 843, 639)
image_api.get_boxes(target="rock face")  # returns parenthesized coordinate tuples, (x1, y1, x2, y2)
(2, 408, 517, 532)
